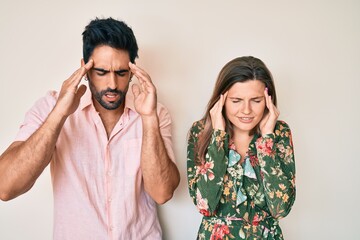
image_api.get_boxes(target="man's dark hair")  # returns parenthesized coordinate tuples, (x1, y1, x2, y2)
(82, 17, 139, 63)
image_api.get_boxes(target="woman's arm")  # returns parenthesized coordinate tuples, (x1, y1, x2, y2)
(256, 121, 296, 219)
(187, 121, 228, 216)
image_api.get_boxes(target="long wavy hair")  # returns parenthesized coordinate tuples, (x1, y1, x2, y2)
(196, 56, 277, 164)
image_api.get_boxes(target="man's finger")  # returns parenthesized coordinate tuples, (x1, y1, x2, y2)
(129, 62, 151, 79)
(129, 62, 154, 87)
(132, 84, 141, 98)
(69, 59, 94, 86)
(79, 59, 94, 76)
(74, 85, 87, 101)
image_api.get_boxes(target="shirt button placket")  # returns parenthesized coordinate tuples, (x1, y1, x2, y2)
(105, 143, 113, 238)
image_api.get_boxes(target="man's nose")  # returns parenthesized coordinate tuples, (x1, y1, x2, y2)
(108, 72, 117, 89)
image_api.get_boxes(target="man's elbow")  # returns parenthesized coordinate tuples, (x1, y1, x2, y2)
(0, 182, 33, 202)
(154, 192, 174, 205)
(153, 180, 180, 205)
(0, 182, 11, 201)
(0, 189, 15, 202)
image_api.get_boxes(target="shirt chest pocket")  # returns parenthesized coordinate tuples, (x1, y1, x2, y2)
(122, 138, 142, 177)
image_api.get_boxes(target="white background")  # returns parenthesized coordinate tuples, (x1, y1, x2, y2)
(1, 0, 359, 239)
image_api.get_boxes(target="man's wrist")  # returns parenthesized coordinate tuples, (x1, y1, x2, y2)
(141, 113, 159, 127)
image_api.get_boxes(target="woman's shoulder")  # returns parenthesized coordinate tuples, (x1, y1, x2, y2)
(275, 120, 291, 130)
(190, 119, 206, 133)
(188, 119, 211, 138)
(274, 120, 292, 137)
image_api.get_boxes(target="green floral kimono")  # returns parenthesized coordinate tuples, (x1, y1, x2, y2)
(187, 120, 295, 240)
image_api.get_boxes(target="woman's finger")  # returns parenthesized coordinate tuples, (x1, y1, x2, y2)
(221, 91, 228, 107)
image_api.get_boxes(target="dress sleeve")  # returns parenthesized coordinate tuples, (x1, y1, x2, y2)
(256, 120, 296, 219)
(187, 121, 228, 216)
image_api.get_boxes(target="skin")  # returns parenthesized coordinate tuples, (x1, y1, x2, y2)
(210, 80, 280, 160)
(129, 62, 180, 203)
(0, 60, 94, 201)
(83, 46, 132, 137)
(0, 45, 180, 204)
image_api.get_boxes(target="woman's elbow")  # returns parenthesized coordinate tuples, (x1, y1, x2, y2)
(269, 200, 295, 219)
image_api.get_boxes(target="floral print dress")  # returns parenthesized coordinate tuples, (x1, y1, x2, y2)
(187, 120, 295, 240)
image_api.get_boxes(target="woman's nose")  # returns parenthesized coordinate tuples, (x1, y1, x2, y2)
(241, 102, 251, 114)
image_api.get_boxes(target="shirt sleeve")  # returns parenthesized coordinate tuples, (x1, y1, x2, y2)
(157, 102, 176, 163)
(15, 91, 58, 142)
(187, 121, 228, 216)
(255, 120, 296, 219)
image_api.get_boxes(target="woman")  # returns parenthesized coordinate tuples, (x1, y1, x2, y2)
(187, 56, 295, 239)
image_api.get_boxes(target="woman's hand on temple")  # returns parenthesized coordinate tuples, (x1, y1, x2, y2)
(210, 92, 228, 131)
(259, 88, 280, 135)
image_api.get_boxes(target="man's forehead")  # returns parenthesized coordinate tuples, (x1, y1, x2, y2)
(90, 46, 130, 66)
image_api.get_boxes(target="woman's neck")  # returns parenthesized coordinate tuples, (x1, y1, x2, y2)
(232, 131, 254, 162)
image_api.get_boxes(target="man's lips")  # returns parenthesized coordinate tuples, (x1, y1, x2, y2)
(104, 92, 119, 101)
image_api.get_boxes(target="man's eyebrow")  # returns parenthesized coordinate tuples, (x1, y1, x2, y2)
(114, 69, 130, 74)
(93, 68, 129, 74)
(93, 68, 110, 73)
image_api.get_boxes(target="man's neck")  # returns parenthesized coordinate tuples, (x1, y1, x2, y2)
(93, 100, 125, 139)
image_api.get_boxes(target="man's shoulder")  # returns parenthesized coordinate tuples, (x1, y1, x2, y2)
(31, 90, 59, 110)
(156, 101, 171, 119)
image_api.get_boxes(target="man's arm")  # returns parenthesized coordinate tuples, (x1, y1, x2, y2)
(0, 111, 67, 201)
(129, 62, 180, 204)
(141, 114, 180, 204)
(0, 60, 93, 201)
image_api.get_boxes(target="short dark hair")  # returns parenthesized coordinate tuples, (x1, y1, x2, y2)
(82, 17, 139, 63)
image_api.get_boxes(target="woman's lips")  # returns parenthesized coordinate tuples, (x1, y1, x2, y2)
(238, 117, 254, 123)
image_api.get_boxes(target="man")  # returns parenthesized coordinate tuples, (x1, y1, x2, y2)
(0, 17, 180, 239)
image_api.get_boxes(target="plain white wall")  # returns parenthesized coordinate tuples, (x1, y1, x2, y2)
(1, 0, 359, 239)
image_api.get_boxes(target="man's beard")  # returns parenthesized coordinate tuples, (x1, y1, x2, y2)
(90, 84, 128, 110)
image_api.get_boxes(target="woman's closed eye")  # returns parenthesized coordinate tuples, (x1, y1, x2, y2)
(252, 97, 264, 103)
(229, 97, 241, 103)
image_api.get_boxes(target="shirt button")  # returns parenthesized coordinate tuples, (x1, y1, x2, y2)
(107, 171, 112, 176)
(108, 198, 112, 202)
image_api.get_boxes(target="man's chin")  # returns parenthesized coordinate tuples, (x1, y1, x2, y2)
(99, 100, 124, 110)
(102, 104, 121, 110)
